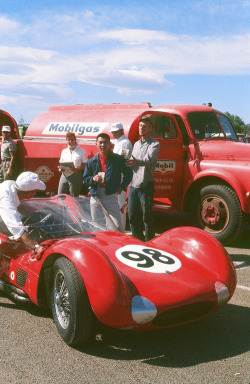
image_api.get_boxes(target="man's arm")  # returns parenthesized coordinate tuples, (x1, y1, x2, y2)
(120, 158, 133, 191)
(135, 141, 160, 166)
(6, 151, 15, 178)
(83, 160, 98, 187)
(20, 231, 43, 253)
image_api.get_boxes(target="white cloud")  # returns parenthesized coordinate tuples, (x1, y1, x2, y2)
(0, 16, 20, 34)
(0, 5, 249, 123)
(95, 29, 177, 45)
(0, 30, 249, 104)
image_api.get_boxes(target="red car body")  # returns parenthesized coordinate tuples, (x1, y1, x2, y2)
(0, 195, 236, 346)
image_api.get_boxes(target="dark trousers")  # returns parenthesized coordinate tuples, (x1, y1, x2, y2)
(128, 183, 155, 242)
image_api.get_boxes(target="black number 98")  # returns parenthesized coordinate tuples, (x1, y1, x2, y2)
(120, 248, 175, 269)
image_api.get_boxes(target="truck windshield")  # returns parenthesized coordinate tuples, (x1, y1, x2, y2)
(187, 112, 238, 141)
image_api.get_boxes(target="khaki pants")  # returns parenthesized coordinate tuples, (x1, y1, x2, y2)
(90, 188, 123, 233)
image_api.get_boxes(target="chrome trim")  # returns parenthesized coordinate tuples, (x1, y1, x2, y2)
(131, 296, 157, 324)
(215, 281, 229, 307)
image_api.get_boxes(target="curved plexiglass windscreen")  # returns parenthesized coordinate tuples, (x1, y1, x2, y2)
(12, 195, 118, 241)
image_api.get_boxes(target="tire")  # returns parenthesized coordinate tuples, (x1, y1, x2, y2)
(189, 184, 244, 244)
(50, 257, 93, 346)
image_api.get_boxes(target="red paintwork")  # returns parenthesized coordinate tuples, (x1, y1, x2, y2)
(1, 103, 249, 212)
(0, 216, 236, 330)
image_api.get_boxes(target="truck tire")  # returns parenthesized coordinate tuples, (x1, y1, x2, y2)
(189, 184, 244, 245)
(50, 257, 93, 346)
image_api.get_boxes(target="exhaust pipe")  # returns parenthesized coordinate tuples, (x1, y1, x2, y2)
(0, 278, 31, 304)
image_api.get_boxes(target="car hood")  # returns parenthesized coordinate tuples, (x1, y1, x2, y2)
(198, 140, 250, 162)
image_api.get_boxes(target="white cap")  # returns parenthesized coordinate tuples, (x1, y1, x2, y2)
(110, 122, 123, 132)
(2, 125, 11, 132)
(15, 172, 46, 192)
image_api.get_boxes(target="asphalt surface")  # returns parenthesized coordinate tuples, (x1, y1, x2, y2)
(0, 214, 249, 384)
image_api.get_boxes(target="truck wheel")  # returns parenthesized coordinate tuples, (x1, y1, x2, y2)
(50, 257, 93, 346)
(190, 184, 244, 244)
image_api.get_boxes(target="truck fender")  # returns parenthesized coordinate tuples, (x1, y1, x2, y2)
(183, 168, 249, 212)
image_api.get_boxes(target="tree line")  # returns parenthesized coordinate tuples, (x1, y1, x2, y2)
(225, 112, 250, 136)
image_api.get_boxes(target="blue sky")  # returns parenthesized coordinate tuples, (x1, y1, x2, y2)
(0, 0, 249, 124)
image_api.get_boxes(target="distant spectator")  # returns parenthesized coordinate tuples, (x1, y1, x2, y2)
(110, 122, 132, 232)
(83, 133, 133, 232)
(58, 132, 87, 197)
(126, 116, 160, 241)
(0, 125, 17, 183)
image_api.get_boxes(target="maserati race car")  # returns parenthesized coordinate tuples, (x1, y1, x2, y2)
(0, 194, 236, 346)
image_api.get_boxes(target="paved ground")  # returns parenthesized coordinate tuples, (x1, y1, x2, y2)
(0, 215, 249, 384)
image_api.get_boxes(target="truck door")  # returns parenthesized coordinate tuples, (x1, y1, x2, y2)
(149, 113, 187, 210)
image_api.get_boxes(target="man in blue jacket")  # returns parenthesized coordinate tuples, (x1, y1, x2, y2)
(83, 133, 133, 232)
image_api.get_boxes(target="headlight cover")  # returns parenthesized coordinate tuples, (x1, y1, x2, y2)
(131, 296, 157, 324)
(215, 281, 229, 307)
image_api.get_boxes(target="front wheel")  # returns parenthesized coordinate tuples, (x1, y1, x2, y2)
(50, 257, 93, 346)
(189, 184, 244, 244)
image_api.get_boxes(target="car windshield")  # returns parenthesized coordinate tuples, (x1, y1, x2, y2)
(4, 195, 119, 241)
(187, 112, 238, 141)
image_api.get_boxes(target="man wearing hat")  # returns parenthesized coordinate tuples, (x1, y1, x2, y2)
(126, 116, 159, 241)
(0, 171, 46, 252)
(110, 122, 132, 232)
(0, 125, 17, 183)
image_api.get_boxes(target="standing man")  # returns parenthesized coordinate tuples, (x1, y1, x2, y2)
(126, 116, 159, 241)
(110, 122, 132, 232)
(58, 132, 87, 197)
(0, 125, 17, 182)
(0, 171, 46, 252)
(83, 133, 133, 232)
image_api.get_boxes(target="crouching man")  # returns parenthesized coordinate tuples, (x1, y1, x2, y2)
(0, 171, 46, 252)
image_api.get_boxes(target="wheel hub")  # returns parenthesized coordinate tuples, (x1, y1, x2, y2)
(202, 205, 220, 225)
(55, 291, 62, 306)
(199, 194, 230, 234)
(54, 273, 70, 329)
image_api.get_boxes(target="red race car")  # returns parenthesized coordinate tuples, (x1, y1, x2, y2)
(0, 195, 236, 346)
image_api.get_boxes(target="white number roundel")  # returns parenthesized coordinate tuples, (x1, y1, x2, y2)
(116, 245, 181, 274)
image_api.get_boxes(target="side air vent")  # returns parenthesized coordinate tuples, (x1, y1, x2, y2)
(16, 269, 28, 288)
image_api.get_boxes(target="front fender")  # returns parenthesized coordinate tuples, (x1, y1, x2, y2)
(40, 237, 132, 327)
(149, 227, 236, 301)
(183, 167, 250, 212)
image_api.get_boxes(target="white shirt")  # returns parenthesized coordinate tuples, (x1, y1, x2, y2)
(0, 180, 27, 239)
(113, 134, 132, 158)
(59, 145, 88, 168)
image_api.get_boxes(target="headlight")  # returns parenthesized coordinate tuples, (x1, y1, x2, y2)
(215, 281, 229, 307)
(131, 296, 157, 324)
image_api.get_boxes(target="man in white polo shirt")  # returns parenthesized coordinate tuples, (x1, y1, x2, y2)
(110, 123, 132, 232)
(0, 171, 46, 252)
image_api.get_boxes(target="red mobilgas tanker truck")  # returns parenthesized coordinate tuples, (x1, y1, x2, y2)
(1, 102, 250, 244)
